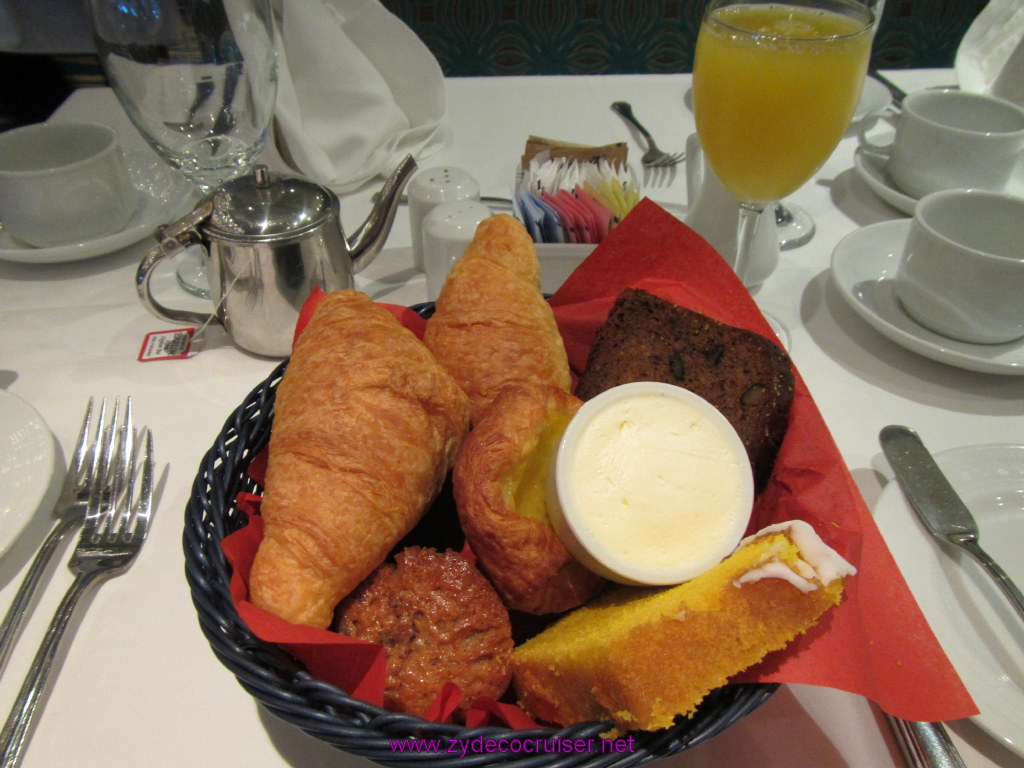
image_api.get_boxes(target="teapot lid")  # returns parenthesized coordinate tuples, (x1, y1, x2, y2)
(203, 165, 337, 238)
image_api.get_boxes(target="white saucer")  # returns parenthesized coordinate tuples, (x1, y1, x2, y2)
(854, 144, 1024, 217)
(874, 443, 1024, 756)
(0, 152, 197, 264)
(830, 219, 1024, 375)
(853, 147, 917, 215)
(0, 391, 56, 558)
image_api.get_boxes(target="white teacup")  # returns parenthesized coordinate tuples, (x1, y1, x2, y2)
(895, 189, 1024, 345)
(0, 121, 136, 248)
(860, 89, 1024, 199)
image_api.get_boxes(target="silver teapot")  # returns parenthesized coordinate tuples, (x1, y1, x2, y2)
(136, 155, 416, 357)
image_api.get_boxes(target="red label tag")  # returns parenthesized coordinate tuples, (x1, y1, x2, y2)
(138, 328, 195, 361)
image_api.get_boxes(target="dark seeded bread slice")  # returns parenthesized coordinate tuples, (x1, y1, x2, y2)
(574, 288, 794, 492)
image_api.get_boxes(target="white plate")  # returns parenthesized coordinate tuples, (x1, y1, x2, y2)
(852, 76, 893, 122)
(0, 151, 197, 264)
(830, 219, 1024, 375)
(874, 444, 1024, 756)
(0, 391, 55, 558)
(854, 143, 1024, 217)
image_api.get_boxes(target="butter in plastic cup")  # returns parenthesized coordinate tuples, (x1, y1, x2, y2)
(547, 381, 754, 586)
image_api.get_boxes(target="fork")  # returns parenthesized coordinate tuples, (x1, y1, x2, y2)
(0, 397, 131, 679)
(885, 714, 967, 768)
(0, 424, 154, 768)
(611, 101, 686, 167)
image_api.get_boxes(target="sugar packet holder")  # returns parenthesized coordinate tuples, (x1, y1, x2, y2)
(514, 147, 640, 245)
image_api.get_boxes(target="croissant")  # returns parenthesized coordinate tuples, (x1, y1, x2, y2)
(249, 290, 471, 628)
(423, 214, 571, 424)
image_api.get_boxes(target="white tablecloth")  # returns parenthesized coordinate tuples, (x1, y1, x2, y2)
(0, 70, 1021, 768)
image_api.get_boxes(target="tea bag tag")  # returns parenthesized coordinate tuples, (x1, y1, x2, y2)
(138, 328, 197, 361)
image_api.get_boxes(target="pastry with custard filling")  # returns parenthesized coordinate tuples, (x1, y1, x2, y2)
(453, 384, 605, 615)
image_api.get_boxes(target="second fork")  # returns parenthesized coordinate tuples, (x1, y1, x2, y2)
(0, 397, 132, 679)
(611, 101, 686, 167)
(0, 425, 154, 768)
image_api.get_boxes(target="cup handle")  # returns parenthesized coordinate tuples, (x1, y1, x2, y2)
(857, 109, 899, 154)
(135, 236, 217, 327)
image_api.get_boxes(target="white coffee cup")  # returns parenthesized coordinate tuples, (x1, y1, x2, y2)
(0, 121, 136, 247)
(859, 89, 1024, 199)
(422, 200, 492, 299)
(407, 166, 480, 270)
(895, 189, 1024, 345)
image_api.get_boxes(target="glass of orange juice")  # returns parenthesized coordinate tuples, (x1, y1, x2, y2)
(692, 0, 874, 286)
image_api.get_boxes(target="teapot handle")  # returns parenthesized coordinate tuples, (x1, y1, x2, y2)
(135, 200, 218, 328)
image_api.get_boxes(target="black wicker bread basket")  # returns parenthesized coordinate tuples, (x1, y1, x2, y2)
(184, 358, 777, 767)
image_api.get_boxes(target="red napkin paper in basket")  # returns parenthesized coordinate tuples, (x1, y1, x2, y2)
(222, 198, 977, 729)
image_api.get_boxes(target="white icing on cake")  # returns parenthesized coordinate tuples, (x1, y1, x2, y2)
(735, 561, 818, 592)
(735, 519, 857, 589)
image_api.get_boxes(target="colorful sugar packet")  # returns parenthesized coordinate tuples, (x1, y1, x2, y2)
(512, 137, 641, 244)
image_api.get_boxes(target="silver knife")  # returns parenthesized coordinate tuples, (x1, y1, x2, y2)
(878, 425, 998, 768)
(880, 425, 1024, 627)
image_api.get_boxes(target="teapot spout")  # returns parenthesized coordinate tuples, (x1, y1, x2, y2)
(347, 154, 417, 273)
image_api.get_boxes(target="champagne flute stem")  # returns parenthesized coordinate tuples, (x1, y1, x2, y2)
(734, 202, 765, 287)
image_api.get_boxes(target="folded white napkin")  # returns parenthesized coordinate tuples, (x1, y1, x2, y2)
(955, 0, 1024, 107)
(271, 0, 446, 192)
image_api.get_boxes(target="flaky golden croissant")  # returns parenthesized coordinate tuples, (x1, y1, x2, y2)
(249, 290, 471, 628)
(423, 214, 571, 424)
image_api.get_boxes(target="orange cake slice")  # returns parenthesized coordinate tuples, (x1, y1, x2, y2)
(511, 520, 855, 732)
